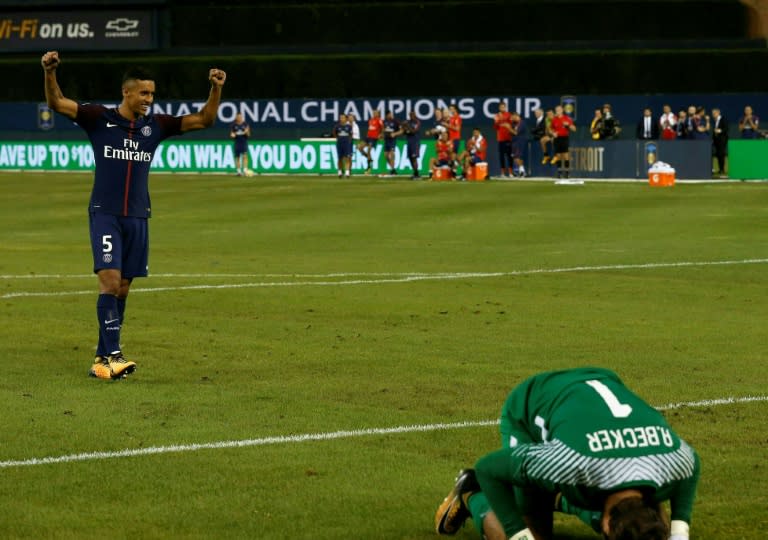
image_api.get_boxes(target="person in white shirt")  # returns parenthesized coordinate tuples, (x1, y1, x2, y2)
(348, 113, 361, 174)
(659, 104, 677, 140)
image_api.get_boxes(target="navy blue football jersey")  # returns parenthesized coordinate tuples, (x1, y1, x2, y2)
(383, 118, 399, 138)
(76, 104, 183, 218)
(403, 118, 421, 140)
(333, 121, 352, 139)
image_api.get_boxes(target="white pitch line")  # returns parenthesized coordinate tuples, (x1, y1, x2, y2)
(0, 395, 765, 470)
(0, 272, 450, 280)
(2, 258, 767, 299)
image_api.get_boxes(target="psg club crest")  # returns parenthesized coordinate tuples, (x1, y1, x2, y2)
(38, 103, 54, 130)
(561, 95, 577, 121)
(141, 126, 152, 137)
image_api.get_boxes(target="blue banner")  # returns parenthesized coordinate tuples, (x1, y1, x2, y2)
(3, 94, 766, 135)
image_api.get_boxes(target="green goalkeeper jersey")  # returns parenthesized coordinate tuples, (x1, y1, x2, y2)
(498, 367, 700, 524)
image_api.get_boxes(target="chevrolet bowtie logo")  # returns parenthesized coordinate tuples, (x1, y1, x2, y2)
(105, 18, 139, 32)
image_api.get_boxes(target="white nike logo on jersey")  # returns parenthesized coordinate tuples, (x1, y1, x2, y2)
(104, 318, 119, 325)
(106, 122, 118, 127)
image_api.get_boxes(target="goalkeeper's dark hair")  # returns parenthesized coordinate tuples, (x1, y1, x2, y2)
(606, 495, 668, 540)
(122, 67, 155, 85)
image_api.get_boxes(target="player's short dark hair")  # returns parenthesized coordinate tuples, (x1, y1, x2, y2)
(606, 497, 668, 540)
(122, 67, 155, 84)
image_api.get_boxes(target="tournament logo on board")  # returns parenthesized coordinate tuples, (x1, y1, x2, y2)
(38, 103, 54, 130)
(561, 95, 577, 121)
(645, 142, 657, 168)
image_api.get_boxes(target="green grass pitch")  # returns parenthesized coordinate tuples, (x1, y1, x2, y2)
(0, 172, 766, 539)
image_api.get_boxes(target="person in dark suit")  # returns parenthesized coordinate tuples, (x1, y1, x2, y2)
(636, 107, 659, 140)
(711, 108, 728, 177)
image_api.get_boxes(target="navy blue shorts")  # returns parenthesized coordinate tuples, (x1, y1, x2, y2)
(89, 213, 149, 278)
(511, 139, 524, 158)
(365, 137, 378, 146)
(384, 137, 397, 152)
(407, 139, 420, 159)
(234, 142, 248, 157)
(336, 139, 353, 158)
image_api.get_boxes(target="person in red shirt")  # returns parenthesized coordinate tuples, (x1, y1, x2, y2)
(448, 104, 463, 160)
(550, 105, 576, 178)
(358, 109, 383, 174)
(493, 102, 514, 178)
(428, 131, 455, 179)
(459, 127, 488, 179)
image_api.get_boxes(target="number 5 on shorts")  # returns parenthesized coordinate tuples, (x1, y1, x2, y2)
(102, 235, 113, 253)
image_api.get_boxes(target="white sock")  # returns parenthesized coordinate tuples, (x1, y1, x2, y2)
(509, 529, 534, 540)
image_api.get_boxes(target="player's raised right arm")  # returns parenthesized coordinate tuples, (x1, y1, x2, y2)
(41, 51, 78, 120)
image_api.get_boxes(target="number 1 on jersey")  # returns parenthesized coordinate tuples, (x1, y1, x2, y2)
(586, 379, 633, 418)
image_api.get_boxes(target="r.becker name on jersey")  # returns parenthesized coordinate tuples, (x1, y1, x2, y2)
(586, 426, 674, 453)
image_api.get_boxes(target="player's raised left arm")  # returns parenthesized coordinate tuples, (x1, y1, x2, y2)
(180, 68, 226, 133)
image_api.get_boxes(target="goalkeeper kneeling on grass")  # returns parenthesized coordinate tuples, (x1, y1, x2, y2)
(435, 367, 700, 540)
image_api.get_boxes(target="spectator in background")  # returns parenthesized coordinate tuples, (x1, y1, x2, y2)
(676, 109, 689, 139)
(382, 110, 399, 175)
(685, 106, 697, 139)
(348, 113, 361, 171)
(459, 127, 488, 180)
(448, 104, 463, 160)
(510, 112, 527, 177)
(659, 104, 677, 140)
(425, 108, 448, 139)
(738, 105, 759, 138)
(711, 107, 729, 177)
(493, 102, 514, 178)
(590, 108, 604, 140)
(332, 113, 352, 178)
(230, 112, 251, 176)
(531, 108, 550, 163)
(396, 110, 421, 179)
(636, 107, 659, 140)
(692, 107, 711, 140)
(600, 104, 621, 139)
(535, 108, 555, 164)
(550, 105, 576, 178)
(348, 113, 361, 146)
(428, 131, 455, 179)
(359, 109, 383, 174)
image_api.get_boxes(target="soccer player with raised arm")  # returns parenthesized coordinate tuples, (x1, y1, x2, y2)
(435, 367, 700, 540)
(41, 50, 226, 380)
